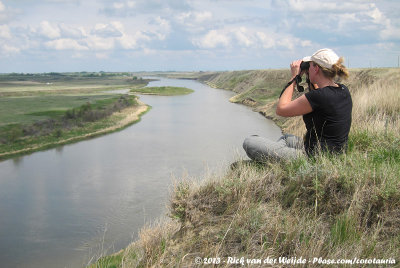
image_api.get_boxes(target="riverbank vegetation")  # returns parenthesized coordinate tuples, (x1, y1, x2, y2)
(93, 68, 399, 267)
(0, 72, 151, 160)
(131, 86, 194, 96)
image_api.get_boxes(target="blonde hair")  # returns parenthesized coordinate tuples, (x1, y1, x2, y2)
(314, 57, 349, 80)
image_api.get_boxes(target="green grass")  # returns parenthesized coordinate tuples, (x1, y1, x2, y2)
(0, 97, 149, 160)
(90, 253, 124, 268)
(144, 137, 398, 267)
(0, 72, 153, 159)
(131, 86, 194, 96)
(0, 95, 121, 126)
(0, 72, 151, 127)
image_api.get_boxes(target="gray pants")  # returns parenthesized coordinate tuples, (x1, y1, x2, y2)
(243, 134, 304, 161)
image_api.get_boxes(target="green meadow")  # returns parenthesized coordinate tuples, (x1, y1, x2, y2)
(0, 72, 150, 159)
(0, 95, 121, 126)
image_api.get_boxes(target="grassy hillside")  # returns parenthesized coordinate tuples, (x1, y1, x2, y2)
(92, 68, 400, 267)
(198, 69, 292, 106)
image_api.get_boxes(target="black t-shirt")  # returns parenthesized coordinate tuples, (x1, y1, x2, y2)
(303, 84, 352, 155)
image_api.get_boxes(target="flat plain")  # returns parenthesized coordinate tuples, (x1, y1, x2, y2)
(0, 72, 151, 159)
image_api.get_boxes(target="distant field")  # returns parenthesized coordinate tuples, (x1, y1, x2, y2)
(0, 72, 150, 126)
(0, 72, 153, 159)
(0, 95, 120, 126)
(0, 72, 149, 96)
(131, 86, 194, 96)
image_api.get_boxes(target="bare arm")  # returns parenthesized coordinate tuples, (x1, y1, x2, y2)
(276, 60, 313, 117)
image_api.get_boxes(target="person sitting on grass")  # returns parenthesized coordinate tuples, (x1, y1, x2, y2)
(243, 48, 352, 161)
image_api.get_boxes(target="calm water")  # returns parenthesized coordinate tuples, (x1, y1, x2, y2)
(0, 78, 281, 267)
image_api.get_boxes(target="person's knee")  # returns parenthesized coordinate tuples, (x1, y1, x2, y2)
(243, 135, 263, 160)
(279, 133, 304, 149)
(243, 134, 303, 162)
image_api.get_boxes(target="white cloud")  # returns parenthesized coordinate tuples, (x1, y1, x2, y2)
(101, 0, 190, 16)
(118, 34, 138, 49)
(154, 16, 169, 29)
(118, 31, 151, 49)
(367, 5, 385, 24)
(300, 39, 312, 47)
(45, 38, 88, 50)
(1, 44, 20, 54)
(193, 29, 231, 49)
(39, 21, 61, 39)
(381, 24, 400, 40)
(256, 32, 275, 49)
(149, 16, 171, 40)
(59, 24, 86, 39)
(27, 20, 164, 52)
(0, 22, 20, 56)
(194, 11, 212, 23)
(35, 20, 156, 52)
(177, 11, 212, 24)
(235, 27, 254, 47)
(1, 1, 30, 23)
(259, 31, 311, 50)
(363, 4, 400, 40)
(111, 1, 136, 9)
(175, 10, 213, 33)
(89, 21, 153, 50)
(85, 35, 115, 50)
(284, 1, 396, 37)
(91, 23, 123, 38)
(285, 0, 371, 13)
(0, 24, 11, 39)
(193, 26, 311, 50)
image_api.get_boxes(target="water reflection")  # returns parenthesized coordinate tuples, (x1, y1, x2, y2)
(55, 145, 64, 155)
(12, 156, 23, 167)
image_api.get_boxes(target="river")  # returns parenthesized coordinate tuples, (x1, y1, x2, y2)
(0, 77, 281, 267)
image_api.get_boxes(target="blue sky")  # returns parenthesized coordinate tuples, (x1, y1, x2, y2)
(0, 0, 399, 72)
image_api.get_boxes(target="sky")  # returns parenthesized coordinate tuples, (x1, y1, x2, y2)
(0, 0, 399, 73)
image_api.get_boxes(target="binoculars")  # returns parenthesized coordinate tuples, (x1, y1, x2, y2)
(279, 61, 312, 98)
(300, 61, 310, 72)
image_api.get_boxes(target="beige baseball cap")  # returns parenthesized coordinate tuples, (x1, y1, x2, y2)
(303, 48, 340, 69)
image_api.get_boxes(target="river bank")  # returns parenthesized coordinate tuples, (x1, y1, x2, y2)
(131, 86, 194, 96)
(0, 99, 150, 160)
(93, 68, 399, 267)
